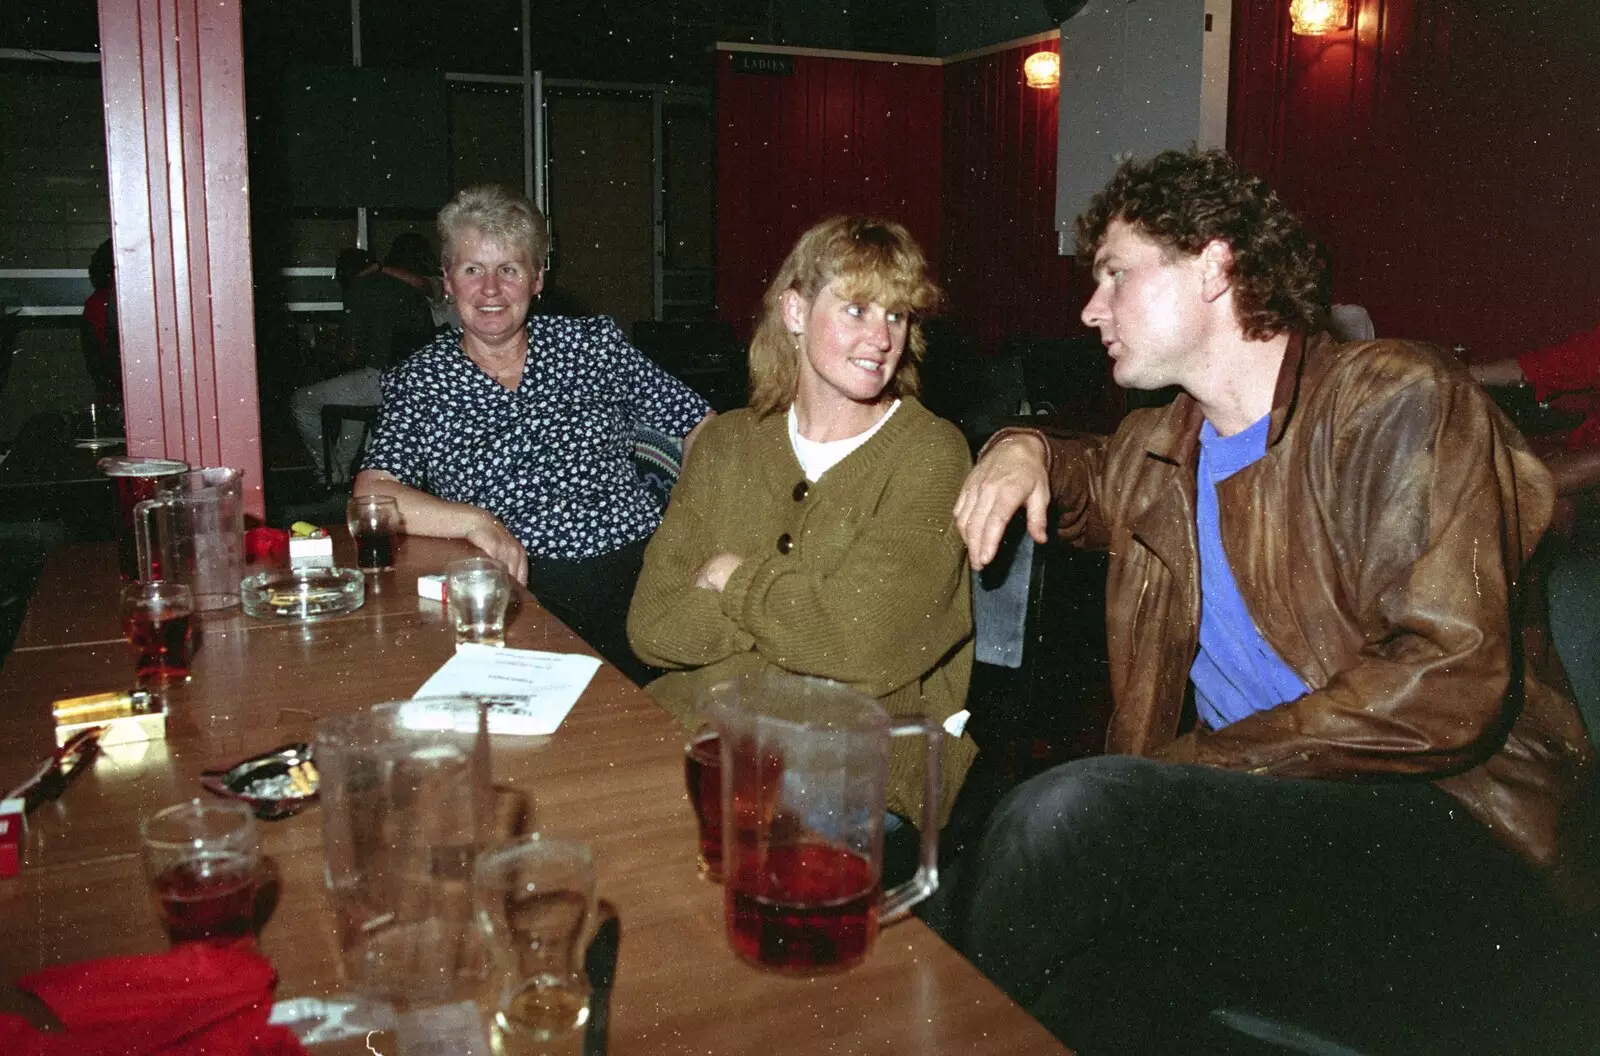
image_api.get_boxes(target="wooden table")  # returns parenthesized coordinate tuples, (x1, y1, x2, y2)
(0, 535, 1066, 1054)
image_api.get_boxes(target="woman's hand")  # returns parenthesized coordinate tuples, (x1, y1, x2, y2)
(466, 512, 529, 584)
(693, 553, 744, 593)
(954, 433, 1051, 570)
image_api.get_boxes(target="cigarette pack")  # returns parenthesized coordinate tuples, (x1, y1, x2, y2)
(417, 573, 447, 602)
(289, 535, 335, 569)
(0, 798, 23, 877)
(52, 690, 167, 748)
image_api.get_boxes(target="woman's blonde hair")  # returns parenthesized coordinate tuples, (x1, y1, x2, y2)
(747, 216, 940, 416)
(437, 184, 549, 271)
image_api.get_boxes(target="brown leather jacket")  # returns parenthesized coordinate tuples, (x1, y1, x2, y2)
(1005, 331, 1592, 871)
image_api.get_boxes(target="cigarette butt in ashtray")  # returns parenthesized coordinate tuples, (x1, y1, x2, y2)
(287, 760, 318, 797)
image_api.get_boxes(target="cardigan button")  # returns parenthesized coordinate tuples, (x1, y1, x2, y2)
(777, 533, 793, 555)
(792, 480, 809, 502)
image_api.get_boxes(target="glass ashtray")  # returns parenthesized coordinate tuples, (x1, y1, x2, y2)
(241, 566, 364, 620)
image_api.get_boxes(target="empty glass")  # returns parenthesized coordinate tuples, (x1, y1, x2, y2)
(135, 466, 246, 611)
(473, 836, 597, 1050)
(446, 557, 511, 647)
(315, 697, 494, 1007)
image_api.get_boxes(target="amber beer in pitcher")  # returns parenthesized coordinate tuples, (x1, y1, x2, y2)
(727, 842, 882, 971)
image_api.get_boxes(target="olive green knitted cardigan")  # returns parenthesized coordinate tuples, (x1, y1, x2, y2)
(627, 397, 977, 828)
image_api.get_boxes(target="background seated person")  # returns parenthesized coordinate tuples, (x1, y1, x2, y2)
(355, 185, 712, 685)
(627, 215, 978, 844)
(941, 150, 1593, 1054)
(79, 239, 121, 405)
(384, 230, 459, 331)
(1472, 321, 1600, 505)
(292, 243, 436, 484)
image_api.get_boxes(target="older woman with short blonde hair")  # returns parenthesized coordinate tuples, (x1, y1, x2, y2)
(357, 184, 712, 684)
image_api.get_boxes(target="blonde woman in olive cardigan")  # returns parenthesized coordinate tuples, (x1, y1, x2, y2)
(627, 216, 977, 829)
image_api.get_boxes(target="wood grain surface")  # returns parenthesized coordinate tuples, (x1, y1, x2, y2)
(0, 534, 1067, 1054)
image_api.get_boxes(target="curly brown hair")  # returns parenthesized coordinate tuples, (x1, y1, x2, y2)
(1075, 150, 1330, 340)
(747, 216, 940, 416)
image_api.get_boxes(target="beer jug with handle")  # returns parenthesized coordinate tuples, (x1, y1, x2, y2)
(134, 466, 244, 611)
(700, 671, 942, 974)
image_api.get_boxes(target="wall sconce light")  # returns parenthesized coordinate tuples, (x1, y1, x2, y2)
(1024, 50, 1060, 89)
(1289, 0, 1353, 35)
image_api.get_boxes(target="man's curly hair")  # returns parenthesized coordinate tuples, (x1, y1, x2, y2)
(1076, 150, 1330, 340)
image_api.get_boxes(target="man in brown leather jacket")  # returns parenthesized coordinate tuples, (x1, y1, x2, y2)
(945, 150, 1594, 1053)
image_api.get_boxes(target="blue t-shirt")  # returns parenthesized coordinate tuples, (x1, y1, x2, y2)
(1190, 414, 1309, 729)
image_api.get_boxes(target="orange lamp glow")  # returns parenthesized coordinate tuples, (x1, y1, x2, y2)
(1290, 0, 1352, 35)
(1023, 50, 1060, 89)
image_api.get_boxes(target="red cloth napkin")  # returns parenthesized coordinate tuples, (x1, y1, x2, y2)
(245, 526, 290, 563)
(0, 942, 308, 1055)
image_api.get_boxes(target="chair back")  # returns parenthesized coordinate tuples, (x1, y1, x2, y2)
(973, 528, 1037, 670)
(633, 424, 683, 511)
(320, 403, 381, 486)
(1547, 548, 1600, 736)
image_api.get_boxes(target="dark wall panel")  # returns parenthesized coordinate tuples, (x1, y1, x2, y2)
(715, 49, 944, 339)
(1229, 0, 1600, 356)
(280, 67, 449, 211)
(941, 40, 1091, 354)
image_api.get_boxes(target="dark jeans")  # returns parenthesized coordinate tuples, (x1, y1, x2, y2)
(527, 537, 661, 687)
(923, 755, 1591, 1055)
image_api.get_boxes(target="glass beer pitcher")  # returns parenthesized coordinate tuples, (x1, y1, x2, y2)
(134, 466, 245, 611)
(700, 672, 943, 974)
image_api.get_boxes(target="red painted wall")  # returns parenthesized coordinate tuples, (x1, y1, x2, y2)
(1229, 0, 1600, 357)
(940, 40, 1091, 354)
(715, 49, 944, 339)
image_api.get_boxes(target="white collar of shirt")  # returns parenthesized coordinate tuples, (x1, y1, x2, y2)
(786, 399, 901, 482)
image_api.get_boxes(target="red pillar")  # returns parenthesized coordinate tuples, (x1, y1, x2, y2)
(98, 0, 264, 519)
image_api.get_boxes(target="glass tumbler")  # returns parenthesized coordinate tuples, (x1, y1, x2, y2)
(140, 798, 261, 946)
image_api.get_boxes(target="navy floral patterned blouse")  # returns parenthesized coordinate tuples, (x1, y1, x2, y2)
(362, 315, 710, 560)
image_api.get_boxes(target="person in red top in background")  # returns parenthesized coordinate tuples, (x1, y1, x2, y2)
(79, 238, 121, 405)
(1472, 320, 1600, 497)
